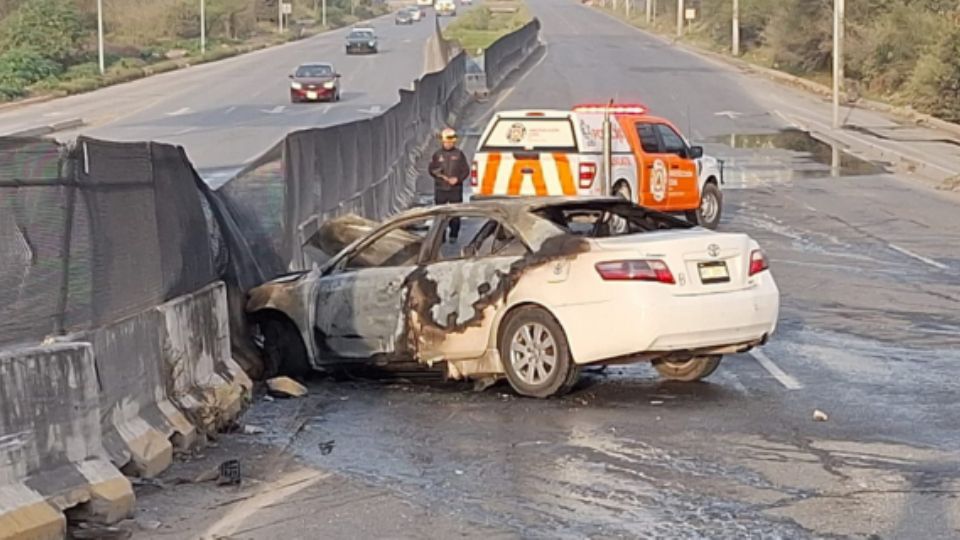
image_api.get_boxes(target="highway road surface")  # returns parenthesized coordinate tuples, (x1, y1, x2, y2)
(0, 10, 456, 185)
(74, 1, 960, 538)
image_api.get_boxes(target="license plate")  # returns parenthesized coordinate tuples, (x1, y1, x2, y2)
(306, 91, 318, 100)
(698, 261, 730, 284)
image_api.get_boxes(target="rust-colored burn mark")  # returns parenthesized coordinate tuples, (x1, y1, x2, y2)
(402, 233, 591, 372)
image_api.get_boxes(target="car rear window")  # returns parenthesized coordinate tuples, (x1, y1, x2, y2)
(533, 202, 691, 237)
(480, 118, 578, 152)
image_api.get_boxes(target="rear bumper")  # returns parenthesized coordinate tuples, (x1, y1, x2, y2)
(552, 274, 780, 364)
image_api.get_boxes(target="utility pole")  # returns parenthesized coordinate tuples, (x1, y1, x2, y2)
(732, 0, 740, 56)
(626, 0, 631, 18)
(832, 0, 844, 128)
(200, 0, 206, 55)
(676, 0, 684, 37)
(646, 0, 652, 23)
(97, 0, 105, 74)
(322, 0, 327, 27)
(278, 0, 284, 32)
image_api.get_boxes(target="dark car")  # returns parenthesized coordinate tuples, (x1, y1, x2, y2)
(395, 9, 414, 24)
(346, 28, 378, 54)
(289, 63, 341, 103)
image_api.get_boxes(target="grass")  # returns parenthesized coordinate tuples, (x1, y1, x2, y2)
(442, 1, 532, 55)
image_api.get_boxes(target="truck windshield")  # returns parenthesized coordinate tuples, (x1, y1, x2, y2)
(480, 118, 578, 152)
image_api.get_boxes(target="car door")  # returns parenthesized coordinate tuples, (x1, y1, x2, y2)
(653, 123, 700, 209)
(313, 216, 438, 361)
(410, 215, 530, 363)
(632, 121, 674, 210)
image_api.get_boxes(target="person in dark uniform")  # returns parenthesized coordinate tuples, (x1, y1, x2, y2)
(429, 127, 470, 242)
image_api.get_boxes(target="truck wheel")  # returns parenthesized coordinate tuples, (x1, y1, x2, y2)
(652, 355, 722, 382)
(260, 316, 311, 379)
(686, 182, 722, 230)
(499, 306, 579, 398)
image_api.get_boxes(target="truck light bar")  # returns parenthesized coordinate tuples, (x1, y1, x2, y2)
(573, 103, 648, 114)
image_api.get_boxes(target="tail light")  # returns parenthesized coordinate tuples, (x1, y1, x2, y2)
(749, 250, 769, 276)
(470, 161, 478, 186)
(595, 260, 675, 284)
(579, 162, 596, 188)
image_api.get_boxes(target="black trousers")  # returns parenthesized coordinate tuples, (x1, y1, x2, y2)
(435, 188, 463, 239)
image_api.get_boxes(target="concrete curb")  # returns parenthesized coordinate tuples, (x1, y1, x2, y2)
(0, 343, 135, 540)
(4, 118, 85, 138)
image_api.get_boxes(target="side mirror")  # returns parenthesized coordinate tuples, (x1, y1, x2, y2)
(288, 74, 294, 79)
(335, 73, 341, 78)
(689, 145, 704, 159)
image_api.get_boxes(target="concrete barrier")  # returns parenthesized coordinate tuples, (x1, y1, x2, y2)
(0, 343, 134, 540)
(89, 310, 197, 478)
(158, 281, 252, 434)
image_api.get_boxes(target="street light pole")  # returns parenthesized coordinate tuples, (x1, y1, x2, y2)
(278, 0, 284, 33)
(200, 0, 206, 55)
(676, 0, 684, 37)
(732, 0, 740, 56)
(322, 0, 327, 27)
(646, 0, 653, 23)
(97, 0, 105, 74)
(832, 0, 844, 128)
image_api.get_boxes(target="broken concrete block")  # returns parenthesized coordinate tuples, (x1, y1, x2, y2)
(266, 377, 308, 398)
(813, 409, 829, 422)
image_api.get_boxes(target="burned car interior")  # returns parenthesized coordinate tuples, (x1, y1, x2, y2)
(534, 201, 693, 237)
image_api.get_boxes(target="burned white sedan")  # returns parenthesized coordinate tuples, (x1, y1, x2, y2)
(247, 198, 780, 398)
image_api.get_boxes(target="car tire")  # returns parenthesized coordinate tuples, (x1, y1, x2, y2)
(260, 316, 311, 379)
(652, 355, 722, 382)
(499, 306, 579, 398)
(686, 182, 722, 230)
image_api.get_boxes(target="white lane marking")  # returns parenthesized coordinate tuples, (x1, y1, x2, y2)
(749, 349, 802, 390)
(225, 106, 237, 114)
(165, 107, 191, 116)
(320, 104, 332, 114)
(171, 127, 197, 135)
(888, 243, 949, 270)
(717, 370, 750, 395)
(261, 105, 286, 114)
(357, 105, 382, 115)
(714, 110, 741, 120)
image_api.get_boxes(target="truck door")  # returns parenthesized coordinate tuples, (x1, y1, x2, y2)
(633, 122, 672, 210)
(653, 124, 700, 210)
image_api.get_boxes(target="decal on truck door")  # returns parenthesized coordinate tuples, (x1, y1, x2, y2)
(651, 159, 668, 202)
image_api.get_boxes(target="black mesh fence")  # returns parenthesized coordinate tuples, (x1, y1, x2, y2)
(0, 137, 219, 348)
(484, 18, 541, 91)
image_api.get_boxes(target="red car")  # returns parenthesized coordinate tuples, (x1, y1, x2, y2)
(289, 62, 341, 103)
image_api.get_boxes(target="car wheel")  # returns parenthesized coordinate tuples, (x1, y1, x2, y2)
(335, 90, 341, 101)
(499, 306, 579, 398)
(686, 182, 722, 230)
(652, 355, 722, 382)
(260, 316, 311, 379)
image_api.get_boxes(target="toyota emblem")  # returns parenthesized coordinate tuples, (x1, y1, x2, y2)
(707, 244, 721, 258)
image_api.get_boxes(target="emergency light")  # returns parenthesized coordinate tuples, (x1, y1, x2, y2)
(573, 103, 649, 115)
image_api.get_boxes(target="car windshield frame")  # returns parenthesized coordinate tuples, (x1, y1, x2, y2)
(348, 30, 375, 39)
(295, 64, 334, 78)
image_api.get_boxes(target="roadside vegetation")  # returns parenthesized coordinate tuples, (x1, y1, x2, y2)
(0, 0, 388, 103)
(601, 0, 960, 122)
(442, 0, 531, 54)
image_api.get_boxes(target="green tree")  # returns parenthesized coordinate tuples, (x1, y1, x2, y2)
(908, 25, 960, 121)
(0, 0, 87, 63)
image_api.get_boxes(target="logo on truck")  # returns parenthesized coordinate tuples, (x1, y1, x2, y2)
(507, 123, 527, 144)
(651, 159, 668, 202)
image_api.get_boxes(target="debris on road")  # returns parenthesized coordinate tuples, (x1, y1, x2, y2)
(136, 519, 162, 531)
(243, 424, 266, 435)
(650, 400, 665, 406)
(218, 459, 243, 485)
(319, 440, 336, 455)
(267, 376, 308, 398)
(69, 523, 131, 539)
(813, 409, 829, 422)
